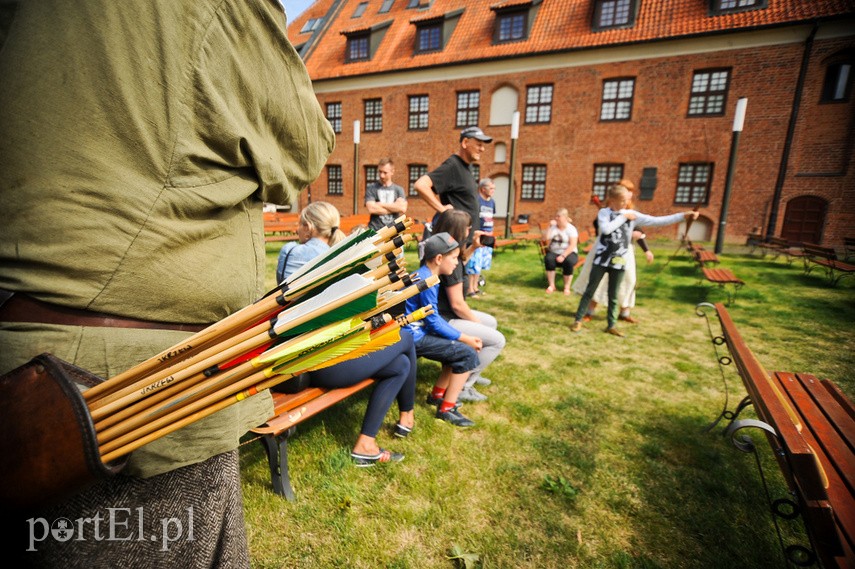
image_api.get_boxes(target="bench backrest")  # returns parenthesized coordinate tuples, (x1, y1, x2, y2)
(802, 243, 837, 261)
(510, 223, 536, 235)
(714, 303, 830, 501)
(339, 214, 371, 234)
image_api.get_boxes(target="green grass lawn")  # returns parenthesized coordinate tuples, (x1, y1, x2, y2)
(243, 239, 854, 568)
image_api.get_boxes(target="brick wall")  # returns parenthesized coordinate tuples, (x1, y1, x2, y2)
(301, 34, 855, 249)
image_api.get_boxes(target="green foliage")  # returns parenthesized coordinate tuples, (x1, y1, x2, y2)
(542, 474, 580, 502)
(447, 544, 481, 569)
(245, 240, 854, 568)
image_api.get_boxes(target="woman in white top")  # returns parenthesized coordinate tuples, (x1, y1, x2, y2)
(543, 208, 579, 295)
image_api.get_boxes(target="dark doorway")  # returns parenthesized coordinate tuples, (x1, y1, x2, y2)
(781, 195, 827, 244)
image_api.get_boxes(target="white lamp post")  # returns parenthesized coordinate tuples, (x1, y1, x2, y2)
(352, 120, 360, 215)
(504, 111, 520, 239)
(714, 97, 747, 254)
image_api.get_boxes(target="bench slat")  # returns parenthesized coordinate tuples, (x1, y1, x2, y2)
(776, 373, 855, 496)
(774, 372, 855, 566)
(712, 302, 854, 568)
(251, 379, 375, 435)
(715, 305, 822, 496)
(703, 268, 743, 284)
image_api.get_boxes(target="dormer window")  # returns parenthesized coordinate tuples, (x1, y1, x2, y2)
(346, 33, 369, 62)
(416, 22, 442, 53)
(593, 0, 638, 31)
(711, 0, 767, 15)
(341, 21, 393, 63)
(490, 1, 539, 45)
(379, 0, 395, 13)
(410, 9, 462, 55)
(496, 9, 527, 43)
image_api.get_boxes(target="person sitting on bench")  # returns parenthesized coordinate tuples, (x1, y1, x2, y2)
(277, 202, 416, 467)
(405, 233, 483, 427)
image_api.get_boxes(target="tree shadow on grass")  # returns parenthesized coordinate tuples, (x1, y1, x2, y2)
(630, 410, 811, 569)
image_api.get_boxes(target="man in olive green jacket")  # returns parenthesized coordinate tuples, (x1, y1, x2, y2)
(0, 1, 334, 566)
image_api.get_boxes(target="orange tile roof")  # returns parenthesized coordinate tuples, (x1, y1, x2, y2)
(288, 0, 855, 81)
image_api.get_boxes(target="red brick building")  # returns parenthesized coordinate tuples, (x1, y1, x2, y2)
(285, 0, 855, 249)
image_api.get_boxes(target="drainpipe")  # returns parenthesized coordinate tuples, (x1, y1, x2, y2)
(765, 22, 818, 240)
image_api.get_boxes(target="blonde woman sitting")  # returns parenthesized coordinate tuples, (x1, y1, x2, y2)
(543, 208, 579, 295)
(275, 202, 417, 466)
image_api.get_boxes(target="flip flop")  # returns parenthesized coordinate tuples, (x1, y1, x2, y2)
(351, 448, 404, 467)
(393, 423, 413, 438)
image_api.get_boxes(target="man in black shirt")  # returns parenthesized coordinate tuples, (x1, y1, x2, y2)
(414, 126, 493, 240)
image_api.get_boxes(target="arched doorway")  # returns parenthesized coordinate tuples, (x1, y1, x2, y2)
(678, 215, 713, 242)
(492, 174, 510, 218)
(781, 195, 826, 244)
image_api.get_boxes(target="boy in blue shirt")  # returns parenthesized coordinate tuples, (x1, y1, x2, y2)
(405, 233, 482, 427)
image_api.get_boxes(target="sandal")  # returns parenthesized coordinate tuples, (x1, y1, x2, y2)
(351, 448, 404, 467)
(393, 423, 413, 438)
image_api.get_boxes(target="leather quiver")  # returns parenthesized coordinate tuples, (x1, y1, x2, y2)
(0, 353, 128, 513)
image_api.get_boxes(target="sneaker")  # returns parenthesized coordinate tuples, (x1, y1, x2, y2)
(436, 404, 475, 427)
(618, 315, 639, 324)
(605, 327, 625, 337)
(474, 376, 492, 386)
(351, 448, 405, 467)
(458, 386, 487, 403)
(426, 393, 442, 406)
(570, 321, 583, 332)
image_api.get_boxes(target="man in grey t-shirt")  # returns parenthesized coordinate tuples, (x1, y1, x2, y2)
(365, 157, 407, 231)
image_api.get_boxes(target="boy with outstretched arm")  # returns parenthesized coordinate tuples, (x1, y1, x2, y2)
(571, 183, 699, 337)
(404, 232, 483, 427)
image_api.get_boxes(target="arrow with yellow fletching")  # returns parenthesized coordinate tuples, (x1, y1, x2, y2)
(99, 306, 431, 462)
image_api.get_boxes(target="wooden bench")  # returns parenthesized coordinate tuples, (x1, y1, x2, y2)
(756, 237, 806, 265)
(686, 239, 705, 254)
(264, 220, 300, 243)
(492, 236, 521, 252)
(264, 213, 300, 243)
(692, 249, 720, 267)
(250, 378, 376, 500)
(697, 303, 854, 569)
(699, 267, 744, 305)
(577, 229, 593, 255)
(757, 236, 791, 258)
(339, 214, 371, 234)
(509, 223, 542, 245)
(403, 220, 426, 245)
(746, 232, 763, 253)
(844, 237, 855, 262)
(802, 243, 855, 286)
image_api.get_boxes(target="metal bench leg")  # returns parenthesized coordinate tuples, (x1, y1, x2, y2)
(259, 427, 297, 501)
(725, 419, 819, 567)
